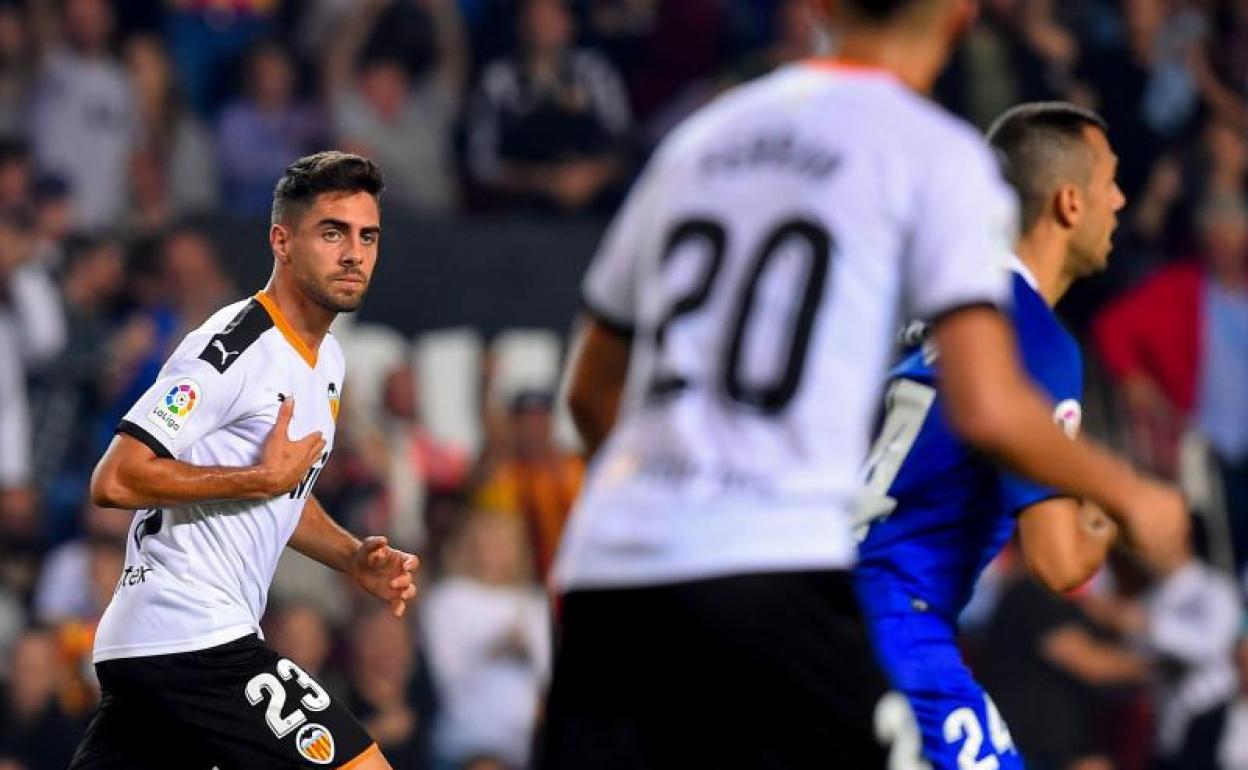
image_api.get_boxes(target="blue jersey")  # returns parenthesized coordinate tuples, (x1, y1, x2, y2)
(855, 270, 1084, 623)
(854, 269, 1081, 770)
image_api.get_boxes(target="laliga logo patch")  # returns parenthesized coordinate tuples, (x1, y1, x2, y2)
(295, 723, 335, 765)
(1053, 399, 1082, 439)
(146, 379, 200, 439)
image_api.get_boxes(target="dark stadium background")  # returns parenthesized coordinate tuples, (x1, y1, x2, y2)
(1, 0, 1247, 768)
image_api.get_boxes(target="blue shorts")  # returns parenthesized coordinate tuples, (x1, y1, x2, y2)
(867, 610, 1025, 770)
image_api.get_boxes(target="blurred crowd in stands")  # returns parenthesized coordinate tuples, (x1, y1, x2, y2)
(0, 0, 1247, 768)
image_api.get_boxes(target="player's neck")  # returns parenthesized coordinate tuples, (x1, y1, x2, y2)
(832, 33, 946, 93)
(261, 276, 335, 355)
(1015, 235, 1069, 307)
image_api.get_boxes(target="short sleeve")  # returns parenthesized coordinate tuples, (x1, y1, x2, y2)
(904, 137, 1018, 322)
(580, 160, 664, 335)
(999, 315, 1085, 515)
(116, 338, 248, 460)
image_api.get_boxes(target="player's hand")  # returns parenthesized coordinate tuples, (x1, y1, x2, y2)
(257, 398, 325, 497)
(1079, 503, 1118, 543)
(1117, 477, 1190, 574)
(349, 536, 421, 618)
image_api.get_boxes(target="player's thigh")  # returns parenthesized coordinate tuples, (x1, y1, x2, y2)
(190, 638, 377, 769)
(121, 636, 379, 769)
(535, 589, 657, 770)
(672, 571, 898, 769)
(69, 664, 213, 770)
(870, 614, 1023, 770)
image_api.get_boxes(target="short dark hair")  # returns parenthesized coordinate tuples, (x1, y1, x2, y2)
(843, 0, 933, 21)
(271, 151, 384, 226)
(987, 102, 1109, 233)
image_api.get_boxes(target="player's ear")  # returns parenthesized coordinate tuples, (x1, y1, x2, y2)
(270, 223, 292, 265)
(1054, 184, 1083, 229)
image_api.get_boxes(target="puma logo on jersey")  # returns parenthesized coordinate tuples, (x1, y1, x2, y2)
(212, 340, 238, 366)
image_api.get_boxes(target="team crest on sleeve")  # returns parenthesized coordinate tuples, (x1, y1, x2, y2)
(327, 383, 340, 422)
(1053, 399, 1082, 438)
(146, 379, 200, 439)
(295, 723, 335, 764)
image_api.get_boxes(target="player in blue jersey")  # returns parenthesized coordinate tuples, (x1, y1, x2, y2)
(854, 102, 1148, 770)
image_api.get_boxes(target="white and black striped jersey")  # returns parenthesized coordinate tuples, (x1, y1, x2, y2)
(553, 61, 1019, 591)
(94, 291, 345, 663)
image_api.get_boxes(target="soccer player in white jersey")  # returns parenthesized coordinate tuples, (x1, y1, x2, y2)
(70, 152, 415, 770)
(536, 1, 1189, 768)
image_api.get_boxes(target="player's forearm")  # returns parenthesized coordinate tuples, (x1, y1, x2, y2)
(936, 309, 1141, 516)
(565, 317, 630, 457)
(287, 496, 360, 574)
(966, 389, 1140, 516)
(91, 456, 279, 510)
(1020, 503, 1115, 593)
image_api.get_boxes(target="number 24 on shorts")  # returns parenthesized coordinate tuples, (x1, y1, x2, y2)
(943, 696, 1016, 770)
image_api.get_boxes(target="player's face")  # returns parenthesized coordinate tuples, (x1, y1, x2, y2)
(285, 191, 380, 313)
(1070, 127, 1124, 276)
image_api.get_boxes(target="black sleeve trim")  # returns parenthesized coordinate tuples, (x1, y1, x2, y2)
(580, 296, 635, 338)
(927, 300, 1005, 328)
(116, 419, 174, 460)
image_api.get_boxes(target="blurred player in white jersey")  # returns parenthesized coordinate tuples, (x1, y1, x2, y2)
(70, 152, 416, 770)
(537, 1, 1190, 768)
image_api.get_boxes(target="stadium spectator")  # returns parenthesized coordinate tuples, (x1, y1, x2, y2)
(0, 629, 84, 770)
(325, 0, 466, 215)
(27, 235, 124, 531)
(618, 0, 724, 137)
(0, 141, 30, 212)
(156, 226, 237, 338)
(100, 228, 234, 452)
(423, 511, 549, 770)
(0, 212, 65, 536)
(28, 176, 73, 269)
(362, 364, 470, 552)
(1140, 556, 1240, 769)
(1194, 0, 1248, 130)
(163, 0, 277, 116)
(346, 606, 435, 770)
(0, 3, 32, 140)
(31, 503, 126, 625)
(723, 0, 821, 86)
(466, 0, 633, 213)
(28, 0, 136, 229)
(472, 390, 582, 579)
(1095, 193, 1248, 568)
(266, 601, 348, 700)
(979, 555, 1151, 770)
(1218, 636, 1248, 769)
(125, 34, 217, 231)
(216, 40, 322, 217)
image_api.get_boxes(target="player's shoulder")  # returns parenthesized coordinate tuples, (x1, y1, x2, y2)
(321, 331, 347, 374)
(1010, 274, 1082, 383)
(170, 295, 275, 378)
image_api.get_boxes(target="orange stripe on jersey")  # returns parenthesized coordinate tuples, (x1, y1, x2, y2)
(337, 743, 381, 770)
(254, 291, 318, 368)
(802, 57, 893, 76)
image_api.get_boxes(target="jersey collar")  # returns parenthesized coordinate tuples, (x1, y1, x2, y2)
(253, 291, 318, 368)
(1009, 254, 1040, 292)
(800, 57, 898, 79)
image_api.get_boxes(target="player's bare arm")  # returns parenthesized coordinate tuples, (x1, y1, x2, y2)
(288, 496, 420, 618)
(1017, 498, 1117, 593)
(90, 397, 325, 509)
(933, 306, 1188, 571)
(565, 315, 631, 456)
